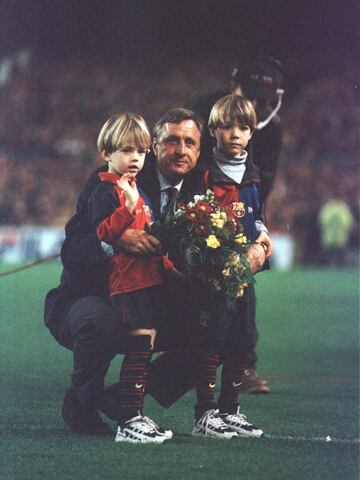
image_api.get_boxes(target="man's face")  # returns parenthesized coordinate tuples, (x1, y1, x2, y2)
(152, 120, 201, 183)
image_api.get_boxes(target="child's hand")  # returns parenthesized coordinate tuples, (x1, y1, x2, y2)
(117, 173, 139, 213)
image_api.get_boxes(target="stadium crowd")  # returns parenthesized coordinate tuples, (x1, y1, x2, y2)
(267, 71, 359, 263)
(0, 53, 358, 264)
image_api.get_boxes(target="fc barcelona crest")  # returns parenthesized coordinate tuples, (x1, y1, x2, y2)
(231, 201, 246, 218)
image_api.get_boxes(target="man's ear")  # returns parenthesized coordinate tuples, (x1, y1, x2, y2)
(209, 128, 216, 138)
(152, 138, 158, 154)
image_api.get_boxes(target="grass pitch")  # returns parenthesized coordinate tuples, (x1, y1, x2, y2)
(1, 264, 359, 480)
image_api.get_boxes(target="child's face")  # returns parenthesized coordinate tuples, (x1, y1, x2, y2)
(104, 144, 147, 176)
(213, 120, 252, 156)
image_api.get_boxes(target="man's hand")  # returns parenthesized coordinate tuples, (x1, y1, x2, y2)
(246, 243, 267, 274)
(117, 229, 162, 257)
(255, 231, 273, 259)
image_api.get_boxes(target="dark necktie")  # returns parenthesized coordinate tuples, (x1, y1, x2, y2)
(163, 187, 179, 218)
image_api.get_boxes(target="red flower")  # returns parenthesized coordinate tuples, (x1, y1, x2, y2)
(194, 201, 213, 215)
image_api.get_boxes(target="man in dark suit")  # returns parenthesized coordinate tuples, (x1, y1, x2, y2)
(44, 107, 269, 435)
(44, 108, 205, 435)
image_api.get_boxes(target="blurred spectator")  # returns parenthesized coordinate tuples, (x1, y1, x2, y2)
(267, 68, 359, 265)
(318, 199, 355, 267)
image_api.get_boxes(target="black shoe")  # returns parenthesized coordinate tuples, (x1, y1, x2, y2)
(62, 388, 113, 436)
(100, 383, 121, 421)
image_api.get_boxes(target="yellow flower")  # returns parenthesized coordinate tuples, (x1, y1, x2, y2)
(228, 253, 240, 265)
(234, 234, 247, 245)
(236, 288, 244, 298)
(235, 282, 249, 298)
(234, 264, 246, 274)
(206, 235, 221, 248)
(211, 212, 226, 228)
(210, 214, 218, 226)
(222, 267, 231, 277)
(215, 219, 225, 228)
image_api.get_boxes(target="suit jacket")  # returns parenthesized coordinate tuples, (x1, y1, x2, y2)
(44, 156, 203, 330)
(137, 151, 204, 219)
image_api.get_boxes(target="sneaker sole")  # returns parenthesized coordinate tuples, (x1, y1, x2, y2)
(234, 429, 264, 438)
(115, 435, 167, 444)
(192, 430, 238, 440)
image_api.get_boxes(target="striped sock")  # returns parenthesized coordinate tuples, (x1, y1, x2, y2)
(195, 352, 221, 420)
(217, 355, 244, 414)
(117, 335, 152, 424)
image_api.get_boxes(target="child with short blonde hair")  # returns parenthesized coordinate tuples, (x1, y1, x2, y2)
(192, 95, 267, 439)
(89, 112, 173, 444)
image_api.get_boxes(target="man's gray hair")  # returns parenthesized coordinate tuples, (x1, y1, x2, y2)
(153, 108, 204, 140)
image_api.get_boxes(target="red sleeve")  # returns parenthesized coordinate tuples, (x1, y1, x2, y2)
(96, 205, 135, 245)
(162, 256, 174, 271)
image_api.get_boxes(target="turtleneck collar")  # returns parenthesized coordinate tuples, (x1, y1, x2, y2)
(212, 147, 248, 184)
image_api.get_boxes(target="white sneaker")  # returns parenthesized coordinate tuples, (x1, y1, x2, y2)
(192, 409, 238, 439)
(142, 415, 173, 439)
(220, 407, 264, 438)
(115, 414, 168, 444)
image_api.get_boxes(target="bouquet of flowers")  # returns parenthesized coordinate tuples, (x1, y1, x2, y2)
(151, 190, 254, 308)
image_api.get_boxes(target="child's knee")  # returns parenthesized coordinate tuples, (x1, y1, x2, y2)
(129, 328, 157, 349)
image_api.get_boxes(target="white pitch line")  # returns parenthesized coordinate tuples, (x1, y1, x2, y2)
(265, 434, 360, 445)
(3, 425, 360, 445)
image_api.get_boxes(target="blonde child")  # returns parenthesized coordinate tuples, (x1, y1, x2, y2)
(192, 95, 271, 439)
(89, 113, 173, 444)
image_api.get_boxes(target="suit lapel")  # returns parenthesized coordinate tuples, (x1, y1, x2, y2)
(138, 155, 162, 219)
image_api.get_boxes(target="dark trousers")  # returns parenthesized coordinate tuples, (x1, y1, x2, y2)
(53, 296, 127, 409)
(51, 289, 258, 410)
(50, 292, 199, 409)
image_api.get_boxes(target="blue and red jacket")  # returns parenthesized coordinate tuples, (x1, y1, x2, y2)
(202, 161, 262, 243)
(88, 172, 172, 297)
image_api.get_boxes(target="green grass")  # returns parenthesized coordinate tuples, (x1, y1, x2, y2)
(1, 263, 359, 480)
